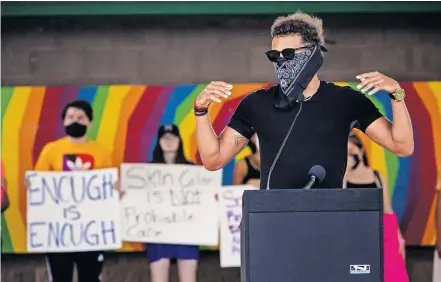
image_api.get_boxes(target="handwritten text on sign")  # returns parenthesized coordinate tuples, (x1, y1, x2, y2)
(26, 169, 121, 253)
(120, 163, 221, 246)
(219, 185, 257, 268)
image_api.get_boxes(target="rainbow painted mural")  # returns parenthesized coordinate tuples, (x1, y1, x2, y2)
(1, 82, 440, 253)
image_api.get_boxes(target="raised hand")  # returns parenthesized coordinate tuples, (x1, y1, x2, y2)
(195, 81, 233, 108)
(356, 71, 400, 96)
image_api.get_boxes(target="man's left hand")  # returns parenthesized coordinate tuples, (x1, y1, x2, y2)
(356, 71, 400, 96)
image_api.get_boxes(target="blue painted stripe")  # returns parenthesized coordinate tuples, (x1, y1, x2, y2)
(76, 86, 98, 104)
(392, 125, 416, 221)
(374, 90, 393, 120)
(222, 160, 235, 186)
(148, 85, 197, 160)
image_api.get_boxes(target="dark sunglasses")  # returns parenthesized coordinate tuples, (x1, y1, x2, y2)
(265, 45, 328, 62)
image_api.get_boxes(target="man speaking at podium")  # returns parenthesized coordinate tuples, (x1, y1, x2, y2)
(194, 12, 414, 189)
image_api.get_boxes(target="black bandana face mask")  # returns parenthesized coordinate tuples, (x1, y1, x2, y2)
(273, 45, 324, 110)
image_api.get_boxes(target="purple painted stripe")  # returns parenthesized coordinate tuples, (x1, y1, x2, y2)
(54, 87, 81, 139)
(140, 87, 174, 162)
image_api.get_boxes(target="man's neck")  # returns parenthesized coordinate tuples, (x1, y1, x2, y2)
(303, 75, 320, 97)
(164, 152, 177, 164)
(68, 136, 87, 144)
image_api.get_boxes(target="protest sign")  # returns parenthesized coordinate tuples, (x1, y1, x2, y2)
(120, 163, 221, 246)
(26, 168, 121, 253)
(219, 185, 257, 268)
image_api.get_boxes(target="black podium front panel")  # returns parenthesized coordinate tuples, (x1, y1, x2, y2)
(241, 188, 383, 282)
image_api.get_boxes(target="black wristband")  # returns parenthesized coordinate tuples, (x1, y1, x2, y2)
(194, 108, 208, 117)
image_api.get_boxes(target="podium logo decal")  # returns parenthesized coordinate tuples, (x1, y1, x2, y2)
(350, 265, 370, 274)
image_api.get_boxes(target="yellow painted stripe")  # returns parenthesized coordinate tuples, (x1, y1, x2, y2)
(96, 86, 131, 152)
(2, 87, 32, 252)
(428, 81, 441, 116)
(180, 111, 197, 161)
(236, 147, 252, 160)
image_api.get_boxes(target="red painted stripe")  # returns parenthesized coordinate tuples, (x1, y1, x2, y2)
(193, 84, 273, 164)
(124, 86, 162, 162)
(194, 95, 250, 164)
(401, 82, 437, 244)
(32, 87, 64, 167)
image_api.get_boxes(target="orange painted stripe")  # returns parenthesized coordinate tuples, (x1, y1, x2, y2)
(423, 196, 437, 245)
(112, 86, 145, 168)
(18, 88, 45, 225)
(111, 86, 146, 251)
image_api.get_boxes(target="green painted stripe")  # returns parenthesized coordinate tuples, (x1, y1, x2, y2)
(174, 84, 206, 124)
(1, 87, 15, 157)
(1, 87, 14, 121)
(2, 2, 440, 16)
(1, 213, 14, 253)
(86, 86, 109, 141)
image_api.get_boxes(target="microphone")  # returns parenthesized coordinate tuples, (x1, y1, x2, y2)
(296, 94, 305, 103)
(302, 165, 326, 189)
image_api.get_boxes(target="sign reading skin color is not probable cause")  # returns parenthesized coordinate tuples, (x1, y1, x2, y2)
(120, 163, 221, 246)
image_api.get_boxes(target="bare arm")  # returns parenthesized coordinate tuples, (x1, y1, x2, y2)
(195, 81, 251, 171)
(232, 159, 247, 185)
(357, 72, 414, 157)
(196, 116, 248, 170)
(342, 175, 347, 188)
(365, 110, 413, 157)
(342, 156, 354, 188)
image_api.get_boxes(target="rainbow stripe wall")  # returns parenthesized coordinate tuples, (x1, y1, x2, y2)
(1, 82, 440, 253)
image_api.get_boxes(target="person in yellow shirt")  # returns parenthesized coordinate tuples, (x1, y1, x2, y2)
(26, 100, 114, 282)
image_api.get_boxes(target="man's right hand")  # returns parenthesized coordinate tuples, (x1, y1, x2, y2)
(195, 81, 233, 108)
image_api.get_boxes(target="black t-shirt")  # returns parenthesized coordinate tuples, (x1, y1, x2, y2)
(227, 81, 383, 189)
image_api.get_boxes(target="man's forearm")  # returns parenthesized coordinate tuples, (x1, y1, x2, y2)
(391, 101, 414, 155)
(196, 114, 221, 167)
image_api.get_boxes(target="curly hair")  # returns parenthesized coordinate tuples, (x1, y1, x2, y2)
(270, 12, 325, 46)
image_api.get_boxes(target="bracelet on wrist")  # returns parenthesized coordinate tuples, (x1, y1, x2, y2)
(194, 100, 209, 117)
(194, 100, 208, 110)
(194, 108, 208, 116)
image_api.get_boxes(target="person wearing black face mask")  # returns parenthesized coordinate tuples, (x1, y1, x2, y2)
(194, 12, 413, 191)
(23, 100, 116, 282)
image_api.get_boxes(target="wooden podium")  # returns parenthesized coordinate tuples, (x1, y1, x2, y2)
(240, 188, 384, 282)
